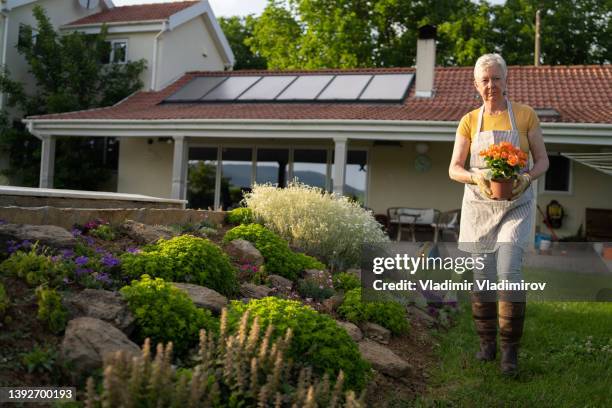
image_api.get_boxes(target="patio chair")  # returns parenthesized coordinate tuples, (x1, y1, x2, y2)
(432, 209, 461, 242)
(387, 207, 440, 242)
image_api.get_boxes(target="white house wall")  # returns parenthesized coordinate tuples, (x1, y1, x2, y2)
(105, 31, 155, 90)
(117, 138, 173, 198)
(156, 15, 225, 90)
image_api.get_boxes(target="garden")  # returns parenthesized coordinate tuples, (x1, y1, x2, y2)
(0, 183, 458, 407)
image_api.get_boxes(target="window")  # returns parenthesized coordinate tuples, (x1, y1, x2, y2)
(103, 39, 128, 64)
(221, 148, 252, 210)
(543, 154, 572, 193)
(17, 24, 38, 48)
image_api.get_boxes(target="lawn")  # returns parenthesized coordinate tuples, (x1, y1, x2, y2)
(413, 300, 612, 407)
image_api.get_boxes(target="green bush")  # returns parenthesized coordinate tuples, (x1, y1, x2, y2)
(297, 270, 334, 301)
(120, 235, 238, 297)
(225, 207, 254, 225)
(337, 288, 409, 335)
(0, 282, 9, 315)
(120, 275, 219, 356)
(227, 297, 371, 391)
(333, 272, 361, 292)
(36, 287, 68, 334)
(243, 182, 389, 270)
(21, 344, 57, 374)
(0, 247, 65, 287)
(223, 224, 325, 281)
(88, 224, 116, 241)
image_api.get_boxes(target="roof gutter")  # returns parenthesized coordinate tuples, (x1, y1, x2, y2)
(22, 118, 612, 145)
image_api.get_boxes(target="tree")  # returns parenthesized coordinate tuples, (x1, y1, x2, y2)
(0, 5, 146, 189)
(218, 16, 267, 70)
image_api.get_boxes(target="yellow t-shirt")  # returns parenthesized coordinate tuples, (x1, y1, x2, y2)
(457, 102, 540, 153)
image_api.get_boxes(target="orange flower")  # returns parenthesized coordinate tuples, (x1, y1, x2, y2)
(507, 154, 518, 166)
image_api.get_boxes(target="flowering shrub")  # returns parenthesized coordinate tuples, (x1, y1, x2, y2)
(225, 207, 254, 225)
(120, 235, 239, 297)
(333, 272, 361, 292)
(120, 275, 219, 356)
(0, 246, 66, 287)
(237, 263, 267, 284)
(227, 297, 372, 391)
(297, 270, 335, 301)
(223, 224, 325, 281)
(243, 182, 388, 271)
(338, 288, 409, 335)
(88, 224, 116, 241)
(479, 141, 528, 180)
(36, 287, 68, 334)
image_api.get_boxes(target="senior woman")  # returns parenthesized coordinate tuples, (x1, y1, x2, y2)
(448, 53, 549, 376)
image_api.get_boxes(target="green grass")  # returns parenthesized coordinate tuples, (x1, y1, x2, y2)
(412, 301, 612, 408)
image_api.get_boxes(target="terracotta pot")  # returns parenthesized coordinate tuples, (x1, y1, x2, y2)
(490, 178, 514, 200)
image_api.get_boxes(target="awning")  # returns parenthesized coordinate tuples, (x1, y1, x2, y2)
(561, 152, 612, 176)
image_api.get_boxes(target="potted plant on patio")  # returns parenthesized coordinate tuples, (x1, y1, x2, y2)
(479, 141, 528, 200)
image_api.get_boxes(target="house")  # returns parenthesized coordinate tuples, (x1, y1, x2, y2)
(22, 26, 612, 241)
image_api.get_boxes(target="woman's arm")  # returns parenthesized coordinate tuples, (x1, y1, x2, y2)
(449, 131, 474, 184)
(526, 125, 549, 180)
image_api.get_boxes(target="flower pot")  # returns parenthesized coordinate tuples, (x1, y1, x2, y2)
(490, 178, 514, 200)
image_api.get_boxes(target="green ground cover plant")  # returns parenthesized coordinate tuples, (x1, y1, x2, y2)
(120, 275, 219, 356)
(242, 182, 388, 270)
(35, 287, 67, 334)
(333, 272, 361, 292)
(224, 224, 325, 281)
(225, 207, 255, 225)
(226, 297, 371, 391)
(121, 235, 239, 297)
(337, 288, 409, 335)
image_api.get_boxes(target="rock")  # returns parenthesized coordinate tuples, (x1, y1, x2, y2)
(361, 322, 391, 345)
(171, 283, 228, 314)
(358, 339, 412, 378)
(303, 269, 331, 281)
(63, 289, 135, 334)
(407, 305, 436, 327)
(0, 224, 75, 252)
(321, 293, 344, 313)
(240, 283, 274, 299)
(224, 239, 264, 266)
(336, 320, 363, 342)
(120, 220, 174, 244)
(61, 317, 140, 379)
(268, 275, 293, 292)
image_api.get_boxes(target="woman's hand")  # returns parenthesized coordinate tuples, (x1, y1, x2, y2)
(511, 173, 531, 199)
(472, 172, 493, 198)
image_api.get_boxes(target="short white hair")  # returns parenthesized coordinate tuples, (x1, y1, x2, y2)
(474, 53, 507, 79)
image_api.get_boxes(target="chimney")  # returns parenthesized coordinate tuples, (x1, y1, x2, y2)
(415, 25, 436, 98)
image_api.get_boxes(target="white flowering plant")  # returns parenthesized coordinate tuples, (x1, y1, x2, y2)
(242, 181, 389, 271)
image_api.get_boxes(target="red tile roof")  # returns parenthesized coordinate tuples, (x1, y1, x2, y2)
(28, 65, 612, 124)
(64, 1, 198, 26)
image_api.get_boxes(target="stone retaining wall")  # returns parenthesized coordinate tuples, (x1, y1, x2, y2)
(0, 206, 226, 229)
(0, 195, 184, 209)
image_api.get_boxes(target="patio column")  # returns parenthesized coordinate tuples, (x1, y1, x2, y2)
(333, 137, 347, 195)
(171, 135, 188, 200)
(39, 135, 56, 188)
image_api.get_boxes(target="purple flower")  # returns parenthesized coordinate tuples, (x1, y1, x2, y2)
(61, 249, 75, 259)
(51, 255, 61, 262)
(126, 247, 141, 254)
(75, 256, 89, 266)
(75, 267, 92, 276)
(21, 240, 31, 248)
(101, 254, 120, 268)
(0, 219, 6, 225)
(94, 272, 112, 285)
(95, 247, 107, 254)
(83, 236, 95, 246)
(71, 228, 82, 237)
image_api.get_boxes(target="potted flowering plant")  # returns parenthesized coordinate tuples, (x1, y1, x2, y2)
(479, 141, 528, 200)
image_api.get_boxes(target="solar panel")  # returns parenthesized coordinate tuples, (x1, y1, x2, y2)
(238, 76, 297, 100)
(201, 76, 261, 101)
(359, 74, 414, 101)
(165, 77, 227, 101)
(276, 75, 334, 100)
(317, 75, 372, 100)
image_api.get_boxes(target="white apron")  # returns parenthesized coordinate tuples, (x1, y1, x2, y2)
(458, 100, 534, 254)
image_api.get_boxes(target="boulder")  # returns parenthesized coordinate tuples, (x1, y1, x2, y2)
(240, 283, 274, 299)
(171, 282, 228, 314)
(224, 239, 264, 267)
(0, 224, 75, 251)
(63, 289, 135, 334)
(120, 220, 174, 244)
(358, 339, 412, 378)
(361, 322, 391, 345)
(303, 269, 332, 282)
(268, 274, 293, 293)
(321, 293, 344, 313)
(407, 305, 436, 327)
(61, 317, 140, 379)
(336, 320, 363, 342)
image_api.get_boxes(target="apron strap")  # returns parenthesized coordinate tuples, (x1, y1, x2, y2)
(475, 99, 518, 134)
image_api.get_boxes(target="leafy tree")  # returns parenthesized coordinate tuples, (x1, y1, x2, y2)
(0, 5, 146, 189)
(218, 15, 267, 69)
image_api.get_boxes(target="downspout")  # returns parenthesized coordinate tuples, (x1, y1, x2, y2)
(150, 21, 168, 91)
(0, 7, 9, 111)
